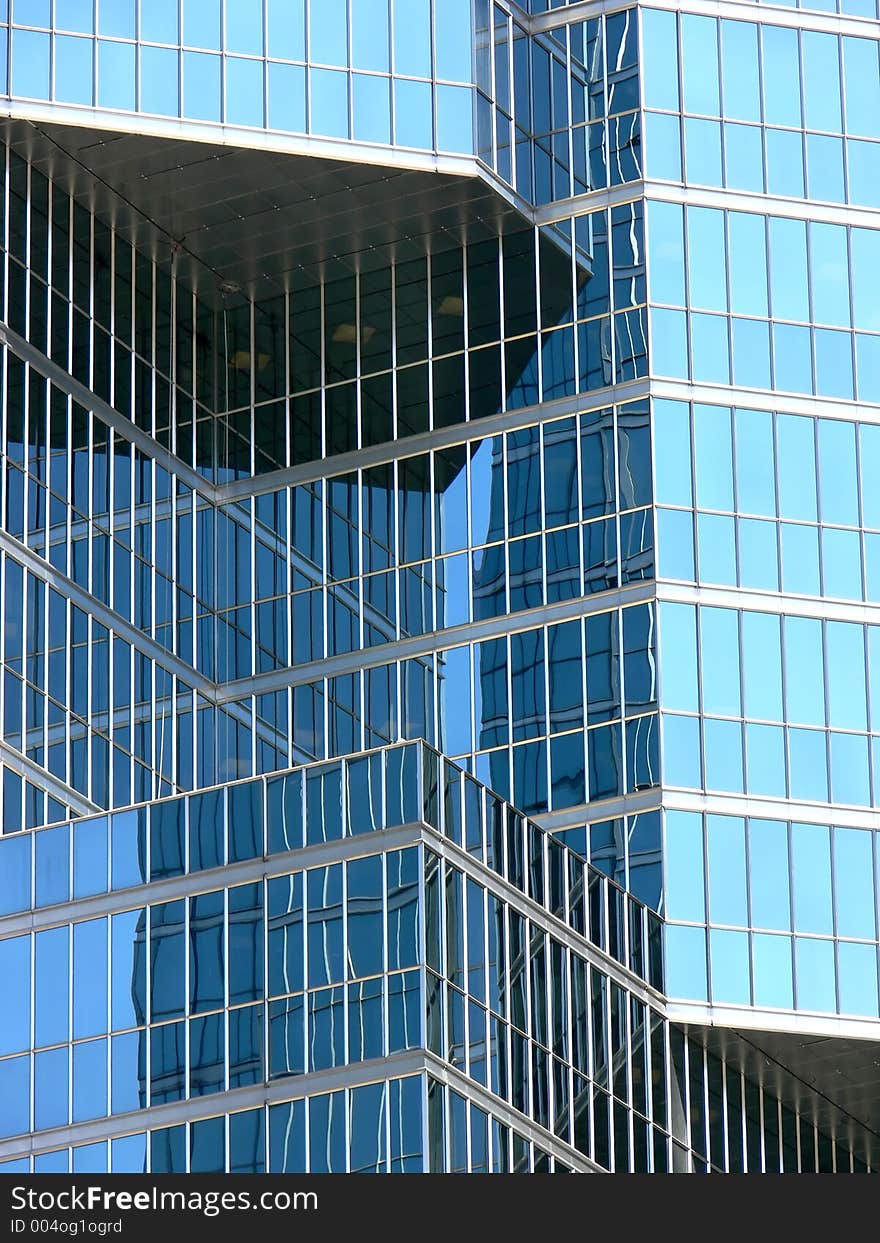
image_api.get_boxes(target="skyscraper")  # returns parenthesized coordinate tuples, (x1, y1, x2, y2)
(0, 0, 877, 1174)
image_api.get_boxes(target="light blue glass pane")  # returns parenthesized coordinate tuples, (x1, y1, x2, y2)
(704, 718, 744, 793)
(394, 77, 433, 148)
(653, 400, 692, 506)
(700, 607, 740, 715)
(866, 534, 880, 601)
(753, 933, 793, 1008)
(834, 828, 875, 938)
(11, 28, 49, 97)
(762, 26, 801, 127)
(0, 936, 30, 1054)
(731, 318, 771, 390)
(739, 518, 778, 591)
(727, 213, 767, 317)
(825, 619, 865, 725)
(393, 0, 430, 77)
(34, 1151, 67, 1173)
(795, 938, 836, 1013)
(141, 0, 179, 44)
(817, 421, 858, 526)
(781, 522, 820, 596)
(720, 20, 759, 121)
(352, 73, 390, 144)
(788, 728, 829, 802)
(680, 15, 719, 115)
(268, 61, 305, 130)
(683, 117, 722, 185)
(141, 46, 179, 115)
(36, 925, 69, 1047)
(56, 0, 93, 32)
(439, 646, 472, 755)
(1, 1159, 31, 1174)
(265, 1, 305, 58)
(710, 929, 750, 1004)
(99, 0, 134, 38)
(434, 0, 472, 82)
(723, 122, 763, 192)
(111, 1030, 142, 1114)
(792, 822, 833, 934)
(871, 629, 880, 729)
(0, 1059, 29, 1143)
(184, 0, 221, 50)
(837, 942, 879, 1017)
(784, 616, 825, 724)
(73, 917, 108, 1039)
(648, 202, 685, 306)
(707, 814, 747, 925)
(35, 1047, 68, 1130)
(693, 403, 732, 509)
(662, 714, 702, 788)
(183, 50, 220, 120)
(697, 513, 736, 585)
(111, 810, 145, 890)
(742, 612, 783, 721)
(848, 139, 880, 209)
(843, 36, 880, 138)
(351, 0, 389, 71)
(73, 1038, 107, 1122)
(687, 207, 726, 313)
(311, 66, 349, 138)
(746, 723, 786, 797)
(111, 908, 145, 1031)
(656, 508, 695, 580)
(749, 818, 791, 931)
(641, 8, 679, 110)
(14, 0, 49, 25)
(691, 314, 729, 384)
(814, 328, 853, 398)
(35, 823, 69, 907)
(810, 224, 850, 328)
(735, 408, 775, 515)
(98, 39, 135, 110)
(773, 323, 813, 395)
(765, 128, 805, 198)
(225, 0, 263, 54)
(769, 218, 809, 321)
(72, 1142, 107, 1174)
(862, 426, 880, 528)
(776, 415, 817, 520)
(852, 231, 880, 331)
(807, 134, 845, 203)
(437, 84, 473, 153)
(665, 924, 708, 1001)
(830, 731, 870, 806)
(309, 0, 348, 65)
(54, 34, 92, 104)
(659, 602, 698, 712)
(226, 56, 264, 127)
(822, 528, 862, 600)
(0, 833, 30, 916)
(859, 329, 880, 396)
(112, 1133, 147, 1174)
(801, 32, 842, 133)
(73, 817, 108, 899)
(644, 112, 682, 181)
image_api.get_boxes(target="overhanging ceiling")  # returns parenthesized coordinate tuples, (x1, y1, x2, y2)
(1, 117, 531, 303)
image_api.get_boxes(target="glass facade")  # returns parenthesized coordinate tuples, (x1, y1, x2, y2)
(0, 0, 878, 1174)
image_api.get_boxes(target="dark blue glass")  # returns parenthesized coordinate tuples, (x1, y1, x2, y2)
(269, 1098, 305, 1171)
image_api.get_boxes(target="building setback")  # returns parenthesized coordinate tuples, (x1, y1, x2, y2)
(0, 0, 878, 1172)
